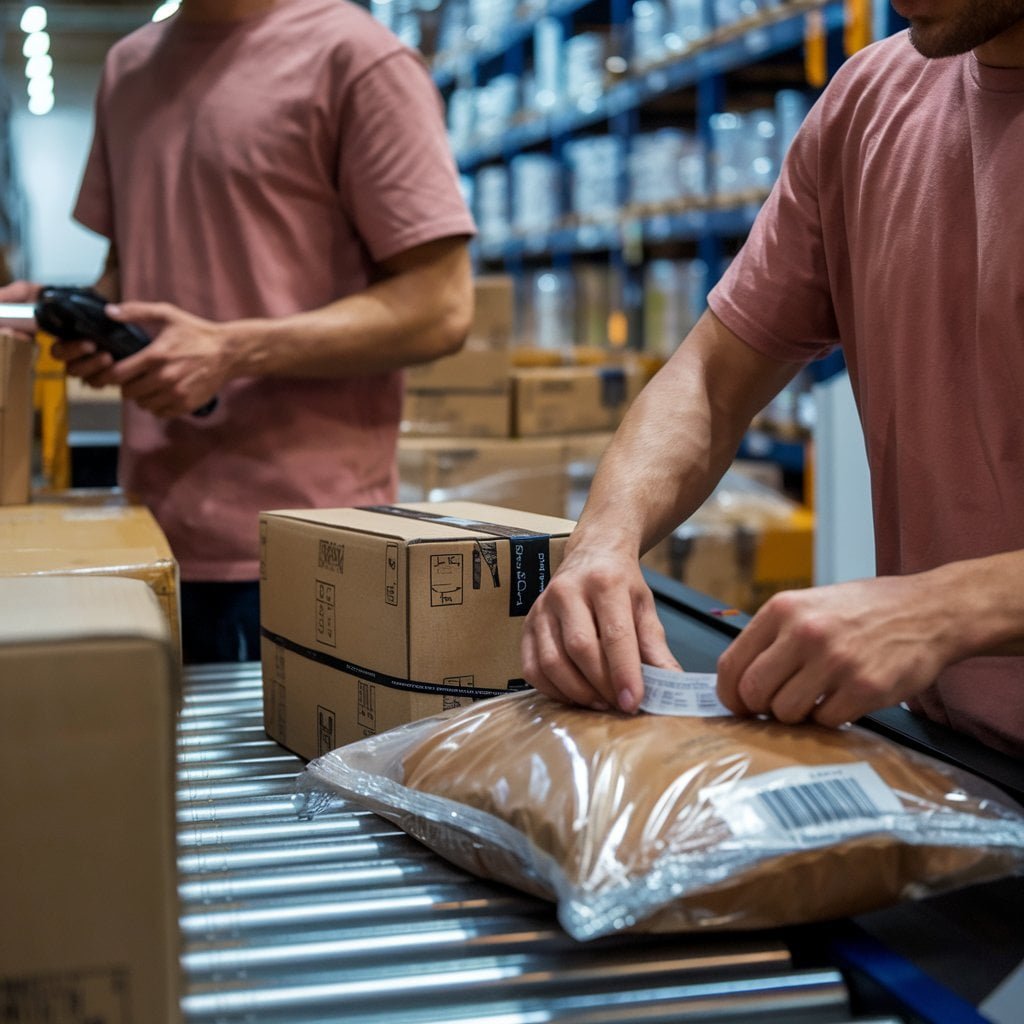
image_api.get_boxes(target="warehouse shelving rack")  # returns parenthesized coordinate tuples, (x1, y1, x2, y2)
(425, 0, 864, 479)
(434, 0, 847, 276)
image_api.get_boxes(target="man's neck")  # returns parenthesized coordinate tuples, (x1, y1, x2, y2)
(975, 17, 1024, 68)
(179, 0, 279, 23)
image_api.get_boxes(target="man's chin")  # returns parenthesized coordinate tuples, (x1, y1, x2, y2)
(907, 24, 957, 57)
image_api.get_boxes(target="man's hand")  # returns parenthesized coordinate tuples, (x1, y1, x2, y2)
(521, 542, 681, 713)
(716, 574, 957, 727)
(66, 300, 228, 418)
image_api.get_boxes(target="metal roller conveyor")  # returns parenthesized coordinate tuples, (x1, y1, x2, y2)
(176, 569, 1023, 1024)
(175, 667, 879, 1024)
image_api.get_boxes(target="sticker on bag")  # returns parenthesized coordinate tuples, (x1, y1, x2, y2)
(702, 761, 905, 840)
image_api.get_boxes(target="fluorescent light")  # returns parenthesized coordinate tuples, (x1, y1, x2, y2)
(22, 30, 50, 58)
(27, 74, 54, 98)
(28, 92, 54, 116)
(25, 53, 53, 78)
(153, 1, 180, 21)
(20, 5, 47, 34)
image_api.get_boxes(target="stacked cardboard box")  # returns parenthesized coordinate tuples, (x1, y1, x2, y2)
(640, 469, 814, 613)
(511, 362, 644, 437)
(0, 330, 34, 505)
(0, 497, 181, 658)
(260, 501, 575, 759)
(402, 274, 515, 438)
(0, 575, 181, 1021)
(398, 435, 567, 519)
(400, 275, 646, 518)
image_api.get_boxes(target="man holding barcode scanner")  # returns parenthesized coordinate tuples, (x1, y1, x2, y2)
(1, 0, 476, 663)
(522, 0, 1024, 758)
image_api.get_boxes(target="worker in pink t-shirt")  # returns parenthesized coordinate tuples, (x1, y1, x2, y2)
(1, 0, 476, 663)
(521, 1, 1024, 757)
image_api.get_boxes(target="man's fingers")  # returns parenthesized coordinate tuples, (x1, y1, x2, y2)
(523, 608, 609, 710)
(768, 669, 832, 724)
(636, 595, 681, 671)
(715, 598, 791, 712)
(590, 589, 646, 713)
(106, 300, 175, 325)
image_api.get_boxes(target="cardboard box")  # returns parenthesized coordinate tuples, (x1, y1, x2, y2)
(641, 506, 814, 614)
(260, 501, 575, 759)
(401, 388, 511, 438)
(405, 345, 512, 392)
(0, 575, 181, 1022)
(0, 330, 34, 505)
(470, 274, 515, 348)
(512, 363, 644, 436)
(398, 436, 567, 518)
(0, 501, 181, 657)
(642, 524, 750, 611)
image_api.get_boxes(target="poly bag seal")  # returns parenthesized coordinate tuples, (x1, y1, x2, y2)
(296, 690, 1024, 940)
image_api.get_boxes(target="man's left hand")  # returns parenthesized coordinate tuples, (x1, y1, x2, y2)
(715, 574, 957, 727)
(102, 300, 229, 418)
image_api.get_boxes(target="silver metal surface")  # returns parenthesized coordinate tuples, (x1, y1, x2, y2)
(177, 664, 898, 1023)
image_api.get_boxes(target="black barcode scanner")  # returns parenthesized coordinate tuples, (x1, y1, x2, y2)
(35, 286, 217, 417)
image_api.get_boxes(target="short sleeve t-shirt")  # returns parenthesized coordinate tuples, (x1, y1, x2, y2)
(709, 32, 1024, 756)
(73, 0, 476, 582)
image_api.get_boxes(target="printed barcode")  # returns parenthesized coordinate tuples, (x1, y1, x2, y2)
(755, 777, 886, 831)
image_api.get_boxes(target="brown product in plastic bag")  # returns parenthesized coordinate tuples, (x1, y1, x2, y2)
(299, 690, 1024, 940)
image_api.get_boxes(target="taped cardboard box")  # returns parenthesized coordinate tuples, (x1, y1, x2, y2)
(260, 501, 575, 759)
(0, 330, 34, 506)
(512, 363, 644, 437)
(0, 575, 181, 1022)
(0, 500, 181, 658)
(398, 436, 567, 519)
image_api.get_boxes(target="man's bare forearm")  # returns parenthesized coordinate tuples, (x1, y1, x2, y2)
(569, 311, 801, 560)
(221, 236, 473, 379)
(929, 549, 1024, 660)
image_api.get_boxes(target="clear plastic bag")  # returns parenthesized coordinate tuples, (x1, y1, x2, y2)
(297, 690, 1024, 941)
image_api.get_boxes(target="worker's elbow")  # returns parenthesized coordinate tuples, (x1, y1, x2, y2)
(439, 305, 471, 357)
(431, 285, 473, 359)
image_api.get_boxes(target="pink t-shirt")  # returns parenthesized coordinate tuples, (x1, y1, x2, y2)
(73, 0, 476, 582)
(709, 32, 1024, 756)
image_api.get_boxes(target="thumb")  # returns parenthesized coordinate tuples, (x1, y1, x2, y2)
(105, 299, 177, 325)
(637, 604, 683, 673)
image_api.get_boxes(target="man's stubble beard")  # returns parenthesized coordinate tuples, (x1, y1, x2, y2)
(907, 1, 1024, 57)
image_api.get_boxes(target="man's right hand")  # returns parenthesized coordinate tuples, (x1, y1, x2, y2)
(520, 539, 681, 714)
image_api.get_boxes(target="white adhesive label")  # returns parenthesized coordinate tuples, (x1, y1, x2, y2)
(639, 664, 733, 717)
(702, 762, 904, 840)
